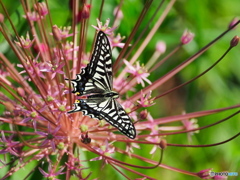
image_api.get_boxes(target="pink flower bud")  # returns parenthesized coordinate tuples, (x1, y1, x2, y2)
(228, 17, 239, 29)
(155, 41, 166, 54)
(230, 35, 239, 47)
(34, 43, 49, 53)
(114, 7, 123, 20)
(139, 110, 148, 120)
(197, 168, 212, 179)
(159, 139, 167, 149)
(81, 4, 90, 20)
(74, 4, 91, 23)
(181, 29, 194, 44)
(17, 87, 25, 97)
(52, 25, 62, 41)
(34, 2, 48, 17)
(0, 13, 4, 23)
(2, 102, 15, 112)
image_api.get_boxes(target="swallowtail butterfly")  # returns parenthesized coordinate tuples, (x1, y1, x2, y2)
(67, 31, 136, 139)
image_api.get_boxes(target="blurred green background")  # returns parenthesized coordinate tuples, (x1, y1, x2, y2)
(0, 0, 240, 179)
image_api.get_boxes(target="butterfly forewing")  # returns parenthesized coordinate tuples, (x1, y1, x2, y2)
(68, 31, 136, 139)
(70, 31, 112, 95)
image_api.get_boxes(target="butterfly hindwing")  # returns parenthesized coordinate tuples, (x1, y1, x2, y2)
(68, 96, 136, 139)
(107, 100, 136, 139)
(68, 31, 136, 139)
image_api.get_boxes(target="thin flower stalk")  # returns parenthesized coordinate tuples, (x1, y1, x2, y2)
(113, 0, 155, 72)
(129, 0, 176, 65)
(129, 22, 240, 102)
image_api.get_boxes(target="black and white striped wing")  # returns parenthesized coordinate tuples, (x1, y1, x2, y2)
(68, 31, 136, 139)
(68, 98, 136, 139)
(69, 31, 112, 95)
(109, 100, 136, 139)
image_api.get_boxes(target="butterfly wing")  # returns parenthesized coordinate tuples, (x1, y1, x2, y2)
(109, 100, 136, 139)
(68, 31, 136, 139)
(68, 97, 136, 139)
(69, 31, 113, 95)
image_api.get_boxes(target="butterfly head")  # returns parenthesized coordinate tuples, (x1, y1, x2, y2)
(75, 100, 80, 103)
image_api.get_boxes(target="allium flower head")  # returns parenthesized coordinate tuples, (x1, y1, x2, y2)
(23, 2, 48, 21)
(38, 165, 65, 180)
(15, 32, 35, 49)
(92, 18, 117, 35)
(110, 33, 125, 48)
(52, 25, 73, 41)
(34, 2, 48, 17)
(124, 60, 151, 87)
(0, 1, 240, 180)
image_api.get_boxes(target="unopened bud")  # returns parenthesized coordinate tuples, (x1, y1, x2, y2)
(34, 43, 49, 53)
(139, 110, 148, 120)
(228, 17, 239, 29)
(34, 2, 48, 16)
(181, 29, 194, 45)
(114, 7, 123, 20)
(58, 105, 66, 112)
(197, 168, 212, 179)
(81, 4, 90, 19)
(159, 139, 167, 149)
(57, 142, 65, 150)
(52, 25, 62, 41)
(30, 111, 37, 118)
(156, 41, 166, 54)
(230, 36, 239, 47)
(17, 87, 25, 97)
(2, 102, 14, 112)
(80, 124, 88, 132)
(0, 13, 4, 23)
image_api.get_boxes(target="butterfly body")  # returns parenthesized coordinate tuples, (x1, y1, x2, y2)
(86, 91, 119, 99)
(68, 31, 136, 139)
